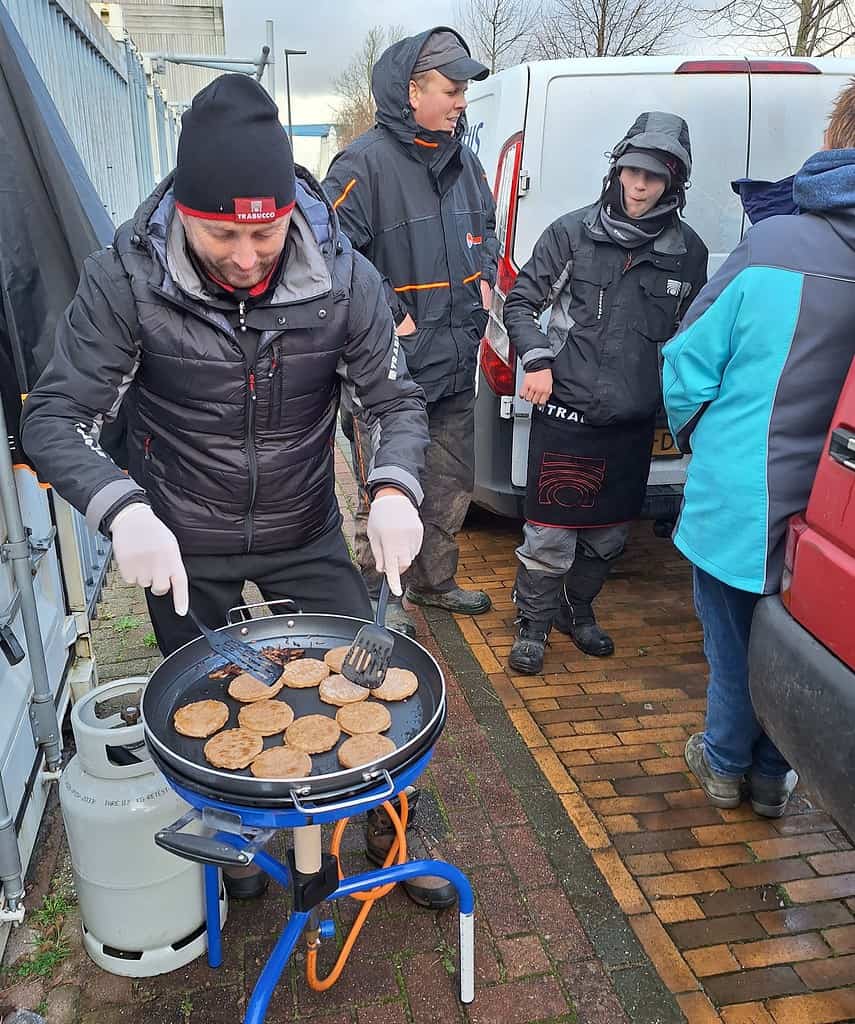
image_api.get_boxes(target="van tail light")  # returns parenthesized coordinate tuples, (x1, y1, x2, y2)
(676, 59, 820, 75)
(480, 338, 515, 396)
(480, 132, 523, 396)
(781, 514, 809, 609)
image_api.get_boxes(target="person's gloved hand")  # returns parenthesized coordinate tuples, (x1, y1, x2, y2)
(366, 491, 424, 597)
(110, 503, 189, 616)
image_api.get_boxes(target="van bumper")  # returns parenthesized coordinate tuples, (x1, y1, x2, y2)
(749, 594, 855, 840)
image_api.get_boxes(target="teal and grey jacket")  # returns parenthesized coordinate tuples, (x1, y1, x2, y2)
(662, 149, 855, 594)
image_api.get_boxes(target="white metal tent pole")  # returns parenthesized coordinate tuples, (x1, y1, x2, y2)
(265, 21, 275, 103)
(0, 397, 62, 775)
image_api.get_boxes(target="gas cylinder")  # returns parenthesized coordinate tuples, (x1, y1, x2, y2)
(59, 678, 226, 976)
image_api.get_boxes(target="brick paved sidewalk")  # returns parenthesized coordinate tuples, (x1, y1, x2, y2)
(452, 509, 855, 1024)
(0, 446, 682, 1024)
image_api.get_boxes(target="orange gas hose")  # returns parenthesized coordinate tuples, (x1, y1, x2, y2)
(305, 792, 409, 991)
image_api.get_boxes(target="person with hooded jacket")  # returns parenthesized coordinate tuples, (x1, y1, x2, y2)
(503, 112, 709, 675)
(323, 27, 500, 637)
(21, 74, 429, 669)
(665, 82, 855, 819)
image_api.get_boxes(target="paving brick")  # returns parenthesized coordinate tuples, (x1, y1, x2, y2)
(357, 1004, 408, 1024)
(507, 707, 549, 748)
(703, 966, 807, 1006)
(668, 845, 753, 871)
(720, 1004, 776, 1023)
(639, 869, 729, 899)
(551, 733, 623, 752)
(403, 950, 464, 1024)
(807, 851, 855, 876)
(580, 781, 618, 799)
(573, 716, 641, 735)
(696, 887, 781, 918)
(821, 923, 855, 954)
(732, 933, 830, 969)
(559, 750, 596, 766)
(793, 954, 855, 990)
(524, 888, 595, 963)
(591, 743, 663, 763)
(677, 991, 723, 1024)
(774, 812, 837, 836)
(601, 814, 642, 834)
(665, 788, 718, 810)
(757, 902, 854, 936)
(692, 822, 780, 846)
(495, 935, 551, 978)
(530, 747, 578, 794)
(558, 793, 610, 850)
(613, 773, 693, 795)
(723, 860, 817, 889)
(625, 853, 673, 876)
(497, 825, 556, 888)
(684, 943, 741, 976)
(628, 913, 697, 993)
(472, 865, 532, 937)
(748, 834, 838, 861)
(669, 914, 767, 949)
(636, 807, 724, 832)
(652, 897, 705, 923)
(784, 873, 855, 904)
(592, 848, 650, 916)
(466, 977, 569, 1024)
(766, 988, 855, 1023)
(642, 756, 693, 775)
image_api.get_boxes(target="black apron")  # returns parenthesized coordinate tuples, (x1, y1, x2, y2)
(524, 402, 654, 528)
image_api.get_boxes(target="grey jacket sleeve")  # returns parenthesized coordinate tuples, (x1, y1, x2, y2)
(20, 247, 147, 531)
(503, 218, 573, 370)
(323, 149, 407, 326)
(338, 252, 429, 505)
(477, 165, 500, 288)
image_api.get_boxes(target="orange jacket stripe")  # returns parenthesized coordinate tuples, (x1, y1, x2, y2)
(463, 271, 482, 284)
(393, 280, 450, 293)
(413, 137, 439, 149)
(332, 178, 357, 210)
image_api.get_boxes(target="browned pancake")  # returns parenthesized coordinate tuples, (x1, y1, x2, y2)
(371, 667, 419, 702)
(285, 714, 341, 753)
(237, 699, 294, 736)
(319, 674, 370, 707)
(280, 658, 330, 689)
(173, 699, 230, 738)
(337, 733, 396, 768)
(250, 746, 312, 779)
(323, 646, 350, 673)
(203, 729, 263, 770)
(336, 701, 392, 736)
(227, 672, 286, 703)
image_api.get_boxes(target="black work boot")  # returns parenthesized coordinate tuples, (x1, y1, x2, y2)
(406, 585, 492, 615)
(365, 788, 456, 910)
(223, 864, 269, 900)
(553, 552, 615, 657)
(508, 620, 549, 675)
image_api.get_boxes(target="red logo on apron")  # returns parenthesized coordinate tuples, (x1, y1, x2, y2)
(537, 452, 606, 509)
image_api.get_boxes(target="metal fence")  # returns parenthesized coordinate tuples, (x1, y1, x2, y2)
(2, 0, 180, 222)
(2, 0, 181, 609)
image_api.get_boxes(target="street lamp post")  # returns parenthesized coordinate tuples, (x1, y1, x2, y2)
(283, 48, 307, 142)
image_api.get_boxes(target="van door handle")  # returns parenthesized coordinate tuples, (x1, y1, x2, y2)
(829, 428, 855, 471)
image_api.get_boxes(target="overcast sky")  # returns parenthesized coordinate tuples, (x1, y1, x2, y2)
(222, 1, 458, 125)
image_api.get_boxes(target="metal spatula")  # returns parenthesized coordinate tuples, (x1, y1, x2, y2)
(187, 608, 283, 687)
(341, 578, 395, 689)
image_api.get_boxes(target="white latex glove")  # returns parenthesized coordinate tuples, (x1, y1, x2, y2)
(110, 503, 189, 616)
(366, 493, 424, 597)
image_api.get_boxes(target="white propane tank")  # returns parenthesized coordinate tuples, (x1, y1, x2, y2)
(59, 677, 227, 977)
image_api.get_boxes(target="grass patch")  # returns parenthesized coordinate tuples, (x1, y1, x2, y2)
(113, 615, 141, 634)
(143, 631, 158, 648)
(3, 890, 76, 984)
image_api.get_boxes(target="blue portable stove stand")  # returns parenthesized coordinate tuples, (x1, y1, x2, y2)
(157, 748, 475, 1024)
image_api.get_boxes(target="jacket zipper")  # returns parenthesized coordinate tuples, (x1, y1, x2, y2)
(245, 366, 258, 552)
(597, 288, 604, 321)
(143, 435, 152, 460)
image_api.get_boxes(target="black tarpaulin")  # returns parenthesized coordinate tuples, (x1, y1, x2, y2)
(0, 2, 115, 466)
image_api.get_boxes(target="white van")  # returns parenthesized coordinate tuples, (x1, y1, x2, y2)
(466, 55, 855, 522)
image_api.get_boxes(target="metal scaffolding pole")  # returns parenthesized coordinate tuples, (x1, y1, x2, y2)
(0, 768, 24, 916)
(0, 397, 62, 777)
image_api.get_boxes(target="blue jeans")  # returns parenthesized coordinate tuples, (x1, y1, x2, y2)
(693, 567, 791, 779)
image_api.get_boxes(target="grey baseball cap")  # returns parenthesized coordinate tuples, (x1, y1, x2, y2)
(615, 147, 682, 188)
(412, 30, 489, 82)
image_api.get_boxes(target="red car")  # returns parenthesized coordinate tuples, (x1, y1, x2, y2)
(749, 357, 855, 838)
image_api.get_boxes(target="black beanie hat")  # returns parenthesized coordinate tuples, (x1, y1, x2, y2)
(174, 74, 296, 223)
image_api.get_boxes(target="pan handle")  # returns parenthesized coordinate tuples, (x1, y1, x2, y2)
(289, 770, 395, 817)
(155, 830, 252, 868)
(226, 598, 301, 624)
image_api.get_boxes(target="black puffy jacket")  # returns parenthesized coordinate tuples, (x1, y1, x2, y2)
(21, 169, 429, 555)
(323, 26, 499, 403)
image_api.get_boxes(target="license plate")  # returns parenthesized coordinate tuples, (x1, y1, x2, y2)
(651, 427, 681, 458)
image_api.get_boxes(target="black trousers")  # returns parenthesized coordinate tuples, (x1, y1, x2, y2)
(145, 527, 372, 657)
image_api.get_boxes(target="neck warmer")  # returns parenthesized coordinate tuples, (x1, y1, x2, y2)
(793, 149, 855, 213)
(598, 175, 679, 248)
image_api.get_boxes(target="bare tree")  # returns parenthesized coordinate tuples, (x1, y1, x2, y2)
(533, 0, 687, 57)
(455, 0, 542, 73)
(332, 25, 405, 148)
(701, 0, 855, 56)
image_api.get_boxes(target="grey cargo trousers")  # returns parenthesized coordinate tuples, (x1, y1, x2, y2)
(341, 389, 475, 597)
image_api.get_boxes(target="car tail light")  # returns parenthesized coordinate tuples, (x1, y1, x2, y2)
(480, 133, 523, 396)
(781, 514, 809, 609)
(480, 338, 515, 396)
